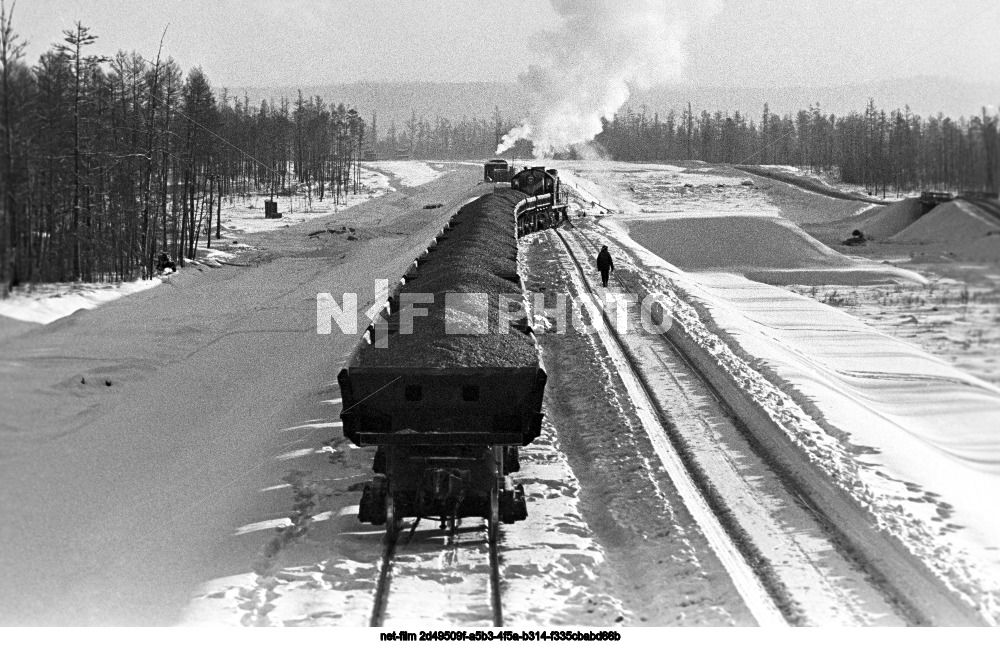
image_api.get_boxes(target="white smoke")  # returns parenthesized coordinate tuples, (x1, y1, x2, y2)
(497, 0, 720, 157)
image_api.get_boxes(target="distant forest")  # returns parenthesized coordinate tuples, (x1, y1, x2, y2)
(0, 14, 367, 292)
(595, 101, 999, 197)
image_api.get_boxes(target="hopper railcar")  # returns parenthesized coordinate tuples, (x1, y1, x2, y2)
(339, 188, 566, 542)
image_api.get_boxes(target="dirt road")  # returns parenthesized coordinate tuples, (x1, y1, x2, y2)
(0, 165, 484, 625)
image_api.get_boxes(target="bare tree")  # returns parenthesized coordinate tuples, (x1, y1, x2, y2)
(0, 0, 25, 294)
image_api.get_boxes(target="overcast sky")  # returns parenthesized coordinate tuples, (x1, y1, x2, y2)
(10, 0, 1000, 88)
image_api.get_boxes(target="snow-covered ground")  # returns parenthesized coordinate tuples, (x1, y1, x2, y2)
(180, 413, 626, 626)
(217, 166, 392, 235)
(362, 160, 447, 188)
(208, 160, 456, 236)
(548, 159, 777, 218)
(556, 160, 1000, 623)
(785, 278, 1000, 385)
(0, 163, 486, 627)
(5, 156, 998, 626)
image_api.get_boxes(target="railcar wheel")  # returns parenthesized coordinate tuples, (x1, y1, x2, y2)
(385, 492, 400, 542)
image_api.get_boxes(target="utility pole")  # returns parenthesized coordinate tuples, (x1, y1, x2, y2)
(215, 174, 222, 240)
(206, 174, 213, 248)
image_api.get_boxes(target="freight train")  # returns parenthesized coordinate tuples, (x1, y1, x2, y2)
(337, 165, 567, 541)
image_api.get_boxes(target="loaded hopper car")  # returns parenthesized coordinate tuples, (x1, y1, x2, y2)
(338, 190, 550, 540)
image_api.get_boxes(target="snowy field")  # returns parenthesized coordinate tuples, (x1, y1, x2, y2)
(362, 160, 448, 188)
(553, 160, 1000, 623)
(786, 278, 1000, 385)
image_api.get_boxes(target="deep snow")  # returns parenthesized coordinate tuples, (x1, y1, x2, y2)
(0, 279, 161, 325)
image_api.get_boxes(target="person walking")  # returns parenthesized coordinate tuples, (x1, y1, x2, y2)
(596, 245, 614, 287)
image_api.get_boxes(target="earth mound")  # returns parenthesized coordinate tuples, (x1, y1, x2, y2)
(890, 200, 1000, 244)
(855, 198, 924, 240)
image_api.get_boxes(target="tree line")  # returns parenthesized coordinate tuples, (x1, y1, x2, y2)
(0, 8, 366, 294)
(374, 106, 531, 160)
(371, 96, 997, 199)
(594, 99, 999, 197)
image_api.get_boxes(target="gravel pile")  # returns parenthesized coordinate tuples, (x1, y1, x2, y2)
(355, 191, 538, 368)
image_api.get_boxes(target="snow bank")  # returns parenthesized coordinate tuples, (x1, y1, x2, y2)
(750, 165, 889, 203)
(0, 279, 161, 325)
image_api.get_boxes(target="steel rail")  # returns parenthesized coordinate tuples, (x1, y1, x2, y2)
(552, 226, 789, 627)
(369, 536, 398, 627)
(488, 525, 504, 626)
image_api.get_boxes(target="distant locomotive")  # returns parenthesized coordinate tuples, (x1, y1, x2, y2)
(509, 166, 567, 235)
(510, 166, 560, 201)
(484, 158, 513, 183)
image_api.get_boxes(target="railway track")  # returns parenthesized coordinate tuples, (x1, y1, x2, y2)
(550, 226, 788, 627)
(960, 197, 1000, 222)
(546, 223, 922, 626)
(369, 518, 505, 627)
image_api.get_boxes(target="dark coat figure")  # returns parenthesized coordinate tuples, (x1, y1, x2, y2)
(842, 229, 867, 247)
(596, 246, 614, 287)
(156, 252, 176, 272)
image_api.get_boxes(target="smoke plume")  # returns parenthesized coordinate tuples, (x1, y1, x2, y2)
(497, 0, 719, 157)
